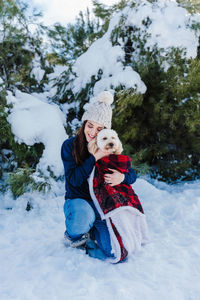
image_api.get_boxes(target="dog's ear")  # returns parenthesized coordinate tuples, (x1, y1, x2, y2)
(88, 137, 98, 155)
(115, 140, 123, 154)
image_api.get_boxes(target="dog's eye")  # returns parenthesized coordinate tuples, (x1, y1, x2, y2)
(103, 137, 107, 140)
(111, 137, 115, 139)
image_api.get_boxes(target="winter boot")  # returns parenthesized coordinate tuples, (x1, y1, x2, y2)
(64, 231, 90, 248)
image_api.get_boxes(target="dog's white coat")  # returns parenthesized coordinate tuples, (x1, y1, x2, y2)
(97, 129, 120, 151)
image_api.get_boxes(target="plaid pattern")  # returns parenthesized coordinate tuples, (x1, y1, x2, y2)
(92, 154, 145, 262)
(93, 154, 144, 215)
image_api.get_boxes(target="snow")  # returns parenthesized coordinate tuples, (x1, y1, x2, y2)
(0, 178, 200, 300)
(6, 90, 67, 177)
(69, 0, 200, 96)
(125, 0, 200, 58)
(71, 10, 147, 96)
(30, 65, 70, 104)
(30, 55, 45, 82)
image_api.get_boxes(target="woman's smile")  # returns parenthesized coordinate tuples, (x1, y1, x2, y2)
(84, 120, 104, 143)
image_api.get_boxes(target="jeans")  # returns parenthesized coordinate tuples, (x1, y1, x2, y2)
(63, 198, 114, 259)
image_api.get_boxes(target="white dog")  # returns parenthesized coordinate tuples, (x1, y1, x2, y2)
(88, 128, 123, 155)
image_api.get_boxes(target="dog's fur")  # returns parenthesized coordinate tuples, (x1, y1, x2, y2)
(88, 129, 123, 156)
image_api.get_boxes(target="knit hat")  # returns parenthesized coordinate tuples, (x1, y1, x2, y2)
(81, 91, 114, 129)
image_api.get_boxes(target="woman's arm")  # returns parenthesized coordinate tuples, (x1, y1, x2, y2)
(122, 168, 137, 185)
(61, 139, 96, 187)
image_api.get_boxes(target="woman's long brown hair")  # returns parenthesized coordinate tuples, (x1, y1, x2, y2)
(73, 121, 90, 165)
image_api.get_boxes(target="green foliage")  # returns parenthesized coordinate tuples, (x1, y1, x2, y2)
(177, 0, 200, 13)
(47, 9, 104, 66)
(92, 0, 129, 34)
(0, 88, 16, 179)
(0, 0, 51, 92)
(54, 0, 199, 183)
(50, 1, 130, 129)
(122, 143, 151, 175)
(52, 68, 103, 136)
(0, 88, 45, 171)
(7, 167, 34, 198)
(7, 166, 51, 199)
(1, 0, 200, 191)
(0, 90, 12, 146)
(113, 52, 200, 182)
(12, 142, 44, 169)
(47, 6, 110, 135)
(63, 77, 99, 136)
(0, 0, 51, 196)
(99, 2, 200, 182)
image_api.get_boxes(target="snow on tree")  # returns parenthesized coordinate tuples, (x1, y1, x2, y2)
(59, 0, 200, 182)
(0, 0, 67, 197)
(6, 90, 67, 177)
(64, 0, 199, 96)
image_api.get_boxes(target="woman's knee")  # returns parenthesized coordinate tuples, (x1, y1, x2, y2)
(64, 198, 96, 237)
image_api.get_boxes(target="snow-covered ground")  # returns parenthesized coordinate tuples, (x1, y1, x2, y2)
(0, 178, 200, 300)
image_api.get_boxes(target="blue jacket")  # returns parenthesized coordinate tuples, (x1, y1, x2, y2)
(61, 136, 137, 201)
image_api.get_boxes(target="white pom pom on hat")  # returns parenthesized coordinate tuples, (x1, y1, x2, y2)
(81, 91, 114, 129)
(96, 91, 114, 105)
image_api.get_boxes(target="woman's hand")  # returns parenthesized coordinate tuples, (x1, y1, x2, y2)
(104, 168, 125, 186)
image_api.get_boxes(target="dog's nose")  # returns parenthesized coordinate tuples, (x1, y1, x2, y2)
(109, 143, 114, 148)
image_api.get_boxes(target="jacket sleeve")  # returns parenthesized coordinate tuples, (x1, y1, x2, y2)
(61, 139, 96, 187)
(122, 168, 137, 185)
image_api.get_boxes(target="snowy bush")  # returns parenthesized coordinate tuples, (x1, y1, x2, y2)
(59, 0, 200, 182)
(1, 0, 200, 200)
(0, 1, 67, 197)
(0, 0, 53, 93)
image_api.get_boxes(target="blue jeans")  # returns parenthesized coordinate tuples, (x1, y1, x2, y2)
(63, 198, 114, 259)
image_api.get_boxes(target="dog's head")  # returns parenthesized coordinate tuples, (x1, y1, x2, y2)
(88, 129, 123, 155)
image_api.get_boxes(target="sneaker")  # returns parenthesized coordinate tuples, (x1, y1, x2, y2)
(64, 231, 90, 248)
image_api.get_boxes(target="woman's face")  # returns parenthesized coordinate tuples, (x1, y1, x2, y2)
(84, 120, 104, 143)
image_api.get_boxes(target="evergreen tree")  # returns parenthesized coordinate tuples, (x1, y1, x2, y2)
(47, 8, 104, 65)
(113, 55, 200, 182)
(48, 7, 108, 135)
(109, 1, 200, 182)
(92, 0, 128, 32)
(62, 0, 200, 182)
(51, 0, 129, 135)
(177, 0, 200, 13)
(0, 0, 50, 196)
(1, 0, 199, 198)
(0, 0, 52, 93)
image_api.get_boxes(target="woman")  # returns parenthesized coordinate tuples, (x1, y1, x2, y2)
(61, 91, 137, 260)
